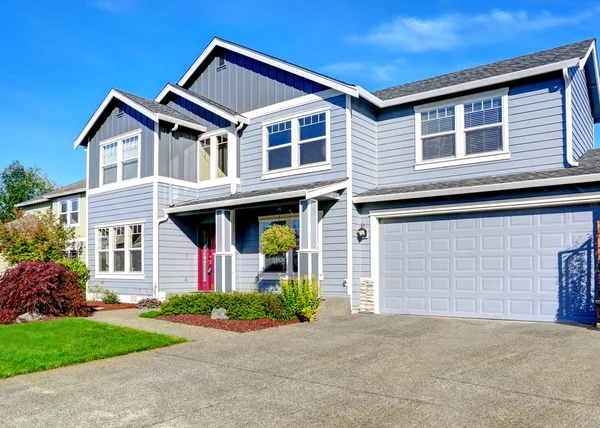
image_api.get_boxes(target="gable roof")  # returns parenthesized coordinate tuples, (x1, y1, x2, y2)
(177, 37, 358, 98)
(16, 179, 87, 208)
(154, 83, 249, 125)
(73, 89, 207, 149)
(362, 39, 598, 108)
(354, 149, 600, 204)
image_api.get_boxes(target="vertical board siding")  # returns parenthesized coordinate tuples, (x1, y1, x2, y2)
(239, 94, 347, 193)
(166, 94, 231, 131)
(88, 184, 154, 296)
(351, 97, 378, 194)
(187, 48, 328, 113)
(571, 66, 594, 160)
(158, 124, 199, 182)
(376, 77, 567, 187)
(88, 100, 155, 189)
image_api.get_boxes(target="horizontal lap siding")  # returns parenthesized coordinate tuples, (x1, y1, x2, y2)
(88, 100, 155, 190)
(571, 66, 594, 160)
(159, 216, 198, 293)
(377, 78, 566, 187)
(351, 98, 378, 194)
(321, 193, 347, 296)
(239, 94, 347, 193)
(88, 184, 154, 296)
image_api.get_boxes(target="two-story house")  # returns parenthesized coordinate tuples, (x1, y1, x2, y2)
(73, 37, 600, 323)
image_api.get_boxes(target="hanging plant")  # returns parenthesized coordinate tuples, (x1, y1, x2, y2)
(260, 223, 297, 256)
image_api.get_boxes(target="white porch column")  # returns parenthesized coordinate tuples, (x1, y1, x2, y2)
(298, 199, 319, 279)
(215, 209, 235, 292)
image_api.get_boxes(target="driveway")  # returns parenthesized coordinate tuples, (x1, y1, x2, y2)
(2, 301, 600, 427)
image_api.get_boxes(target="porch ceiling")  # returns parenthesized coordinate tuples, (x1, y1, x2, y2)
(165, 179, 348, 215)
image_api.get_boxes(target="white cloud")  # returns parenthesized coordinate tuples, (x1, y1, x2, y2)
(321, 60, 405, 84)
(349, 9, 595, 52)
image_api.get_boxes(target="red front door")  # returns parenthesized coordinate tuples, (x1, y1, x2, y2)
(198, 225, 216, 291)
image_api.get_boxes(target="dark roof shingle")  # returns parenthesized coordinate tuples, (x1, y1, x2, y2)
(172, 84, 241, 116)
(372, 39, 594, 101)
(16, 179, 87, 207)
(114, 89, 203, 125)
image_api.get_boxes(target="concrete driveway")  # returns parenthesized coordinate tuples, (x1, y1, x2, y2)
(2, 300, 600, 427)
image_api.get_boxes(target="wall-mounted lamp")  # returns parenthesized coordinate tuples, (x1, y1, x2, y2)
(357, 224, 368, 239)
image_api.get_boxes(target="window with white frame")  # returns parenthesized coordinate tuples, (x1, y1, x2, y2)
(97, 224, 143, 274)
(259, 217, 300, 277)
(198, 132, 231, 182)
(415, 90, 508, 168)
(100, 131, 141, 185)
(263, 110, 329, 174)
(59, 197, 80, 227)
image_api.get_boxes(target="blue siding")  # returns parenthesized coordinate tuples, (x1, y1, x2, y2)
(158, 124, 199, 182)
(186, 48, 329, 113)
(88, 100, 155, 190)
(351, 97, 378, 194)
(376, 77, 566, 188)
(571, 66, 594, 160)
(166, 94, 231, 131)
(239, 94, 347, 193)
(88, 183, 154, 298)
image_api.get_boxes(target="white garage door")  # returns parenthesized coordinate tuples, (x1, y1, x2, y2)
(380, 208, 596, 322)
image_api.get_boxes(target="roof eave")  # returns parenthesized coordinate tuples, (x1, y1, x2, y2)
(363, 57, 581, 109)
(15, 198, 50, 208)
(579, 41, 600, 122)
(177, 38, 359, 98)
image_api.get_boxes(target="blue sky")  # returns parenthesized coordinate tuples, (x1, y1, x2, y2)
(0, 0, 598, 186)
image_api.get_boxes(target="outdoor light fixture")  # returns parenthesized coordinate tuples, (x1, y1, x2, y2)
(357, 224, 368, 239)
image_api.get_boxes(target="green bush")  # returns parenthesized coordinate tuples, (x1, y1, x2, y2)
(160, 292, 294, 321)
(58, 258, 89, 287)
(281, 276, 322, 323)
(101, 289, 120, 305)
(139, 310, 161, 318)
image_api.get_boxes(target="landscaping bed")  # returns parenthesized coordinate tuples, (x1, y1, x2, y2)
(156, 314, 299, 332)
(87, 301, 137, 311)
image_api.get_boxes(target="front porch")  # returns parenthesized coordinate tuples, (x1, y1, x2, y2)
(157, 180, 348, 297)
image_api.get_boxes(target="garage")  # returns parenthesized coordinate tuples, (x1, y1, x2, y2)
(379, 207, 597, 322)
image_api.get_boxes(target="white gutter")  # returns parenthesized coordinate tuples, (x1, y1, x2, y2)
(353, 172, 600, 204)
(156, 114, 206, 133)
(563, 67, 578, 167)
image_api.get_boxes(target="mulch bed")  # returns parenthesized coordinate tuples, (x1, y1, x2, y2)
(87, 301, 137, 312)
(156, 314, 300, 333)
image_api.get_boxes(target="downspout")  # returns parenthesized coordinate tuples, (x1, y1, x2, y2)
(563, 67, 578, 167)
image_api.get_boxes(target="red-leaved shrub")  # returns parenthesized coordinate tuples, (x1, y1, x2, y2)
(0, 261, 91, 324)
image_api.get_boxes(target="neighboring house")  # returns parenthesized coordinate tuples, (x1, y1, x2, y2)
(73, 37, 600, 323)
(15, 179, 87, 259)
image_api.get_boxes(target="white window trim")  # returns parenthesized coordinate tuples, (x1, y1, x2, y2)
(261, 107, 331, 180)
(197, 130, 237, 186)
(414, 89, 509, 170)
(99, 129, 142, 186)
(58, 197, 80, 227)
(258, 213, 323, 281)
(95, 222, 144, 278)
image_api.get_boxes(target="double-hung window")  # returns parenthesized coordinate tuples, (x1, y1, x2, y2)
(100, 130, 141, 186)
(97, 223, 143, 275)
(415, 90, 509, 169)
(263, 109, 330, 177)
(59, 197, 80, 227)
(198, 132, 232, 182)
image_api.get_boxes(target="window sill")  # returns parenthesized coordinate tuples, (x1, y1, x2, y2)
(414, 151, 510, 171)
(95, 274, 145, 280)
(262, 162, 331, 180)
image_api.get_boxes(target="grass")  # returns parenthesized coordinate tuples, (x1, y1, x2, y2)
(0, 318, 187, 379)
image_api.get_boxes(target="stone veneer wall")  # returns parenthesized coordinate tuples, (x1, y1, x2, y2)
(359, 278, 374, 313)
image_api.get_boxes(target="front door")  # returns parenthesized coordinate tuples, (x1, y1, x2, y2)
(198, 225, 216, 292)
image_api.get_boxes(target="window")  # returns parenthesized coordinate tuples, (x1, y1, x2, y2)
(100, 131, 141, 186)
(259, 217, 300, 277)
(198, 132, 231, 182)
(97, 223, 143, 275)
(263, 109, 330, 176)
(415, 90, 509, 169)
(59, 198, 80, 227)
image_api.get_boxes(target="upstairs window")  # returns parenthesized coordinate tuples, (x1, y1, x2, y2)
(97, 223, 143, 275)
(59, 198, 80, 227)
(198, 131, 232, 182)
(263, 109, 330, 177)
(415, 90, 509, 169)
(100, 131, 141, 186)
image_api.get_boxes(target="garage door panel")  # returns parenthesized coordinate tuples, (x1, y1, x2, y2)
(380, 207, 597, 322)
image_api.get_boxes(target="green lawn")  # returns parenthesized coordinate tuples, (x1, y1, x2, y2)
(0, 318, 187, 379)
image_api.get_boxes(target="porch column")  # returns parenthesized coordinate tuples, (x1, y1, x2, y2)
(215, 209, 235, 293)
(298, 199, 319, 280)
